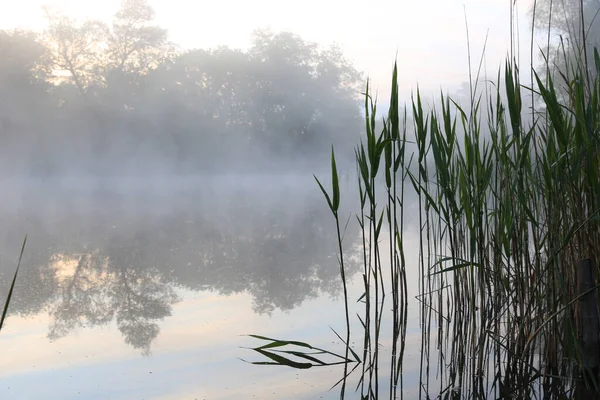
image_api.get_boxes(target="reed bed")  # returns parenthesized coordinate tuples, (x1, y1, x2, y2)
(315, 9, 600, 399)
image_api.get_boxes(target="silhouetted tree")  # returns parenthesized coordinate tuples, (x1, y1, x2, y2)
(107, 0, 173, 74)
(43, 9, 108, 99)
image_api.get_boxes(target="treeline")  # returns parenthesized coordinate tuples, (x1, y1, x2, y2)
(0, 0, 364, 176)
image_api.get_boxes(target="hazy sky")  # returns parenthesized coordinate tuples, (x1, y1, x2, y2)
(2, 0, 537, 101)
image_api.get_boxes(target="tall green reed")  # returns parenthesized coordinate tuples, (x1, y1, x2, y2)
(315, 146, 353, 398)
(317, 14, 600, 398)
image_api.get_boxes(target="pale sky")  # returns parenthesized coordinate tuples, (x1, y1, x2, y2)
(1, 0, 537, 102)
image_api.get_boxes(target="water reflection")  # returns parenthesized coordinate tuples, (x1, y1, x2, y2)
(0, 176, 360, 353)
(48, 252, 180, 355)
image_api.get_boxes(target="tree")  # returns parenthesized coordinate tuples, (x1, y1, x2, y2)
(107, 0, 174, 74)
(153, 30, 363, 172)
(245, 30, 363, 168)
(0, 30, 60, 174)
(0, 30, 49, 84)
(99, 0, 176, 129)
(0, 30, 50, 123)
(43, 8, 108, 99)
(43, 1, 173, 105)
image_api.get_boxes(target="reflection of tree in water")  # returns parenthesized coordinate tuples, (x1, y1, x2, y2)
(110, 266, 179, 354)
(48, 252, 179, 355)
(159, 193, 360, 314)
(0, 185, 360, 352)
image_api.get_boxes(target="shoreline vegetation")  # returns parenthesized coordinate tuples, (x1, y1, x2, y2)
(311, 61, 600, 399)
(253, 2, 600, 400)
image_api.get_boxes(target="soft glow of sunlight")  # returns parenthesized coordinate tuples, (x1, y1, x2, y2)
(50, 253, 79, 280)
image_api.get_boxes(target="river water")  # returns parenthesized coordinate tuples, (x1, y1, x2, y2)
(0, 174, 429, 399)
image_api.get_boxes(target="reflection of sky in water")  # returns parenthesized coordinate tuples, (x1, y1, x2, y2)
(0, 176, 426, 399)
(0, 284, 425, 399)
(0, 289, 347, 399)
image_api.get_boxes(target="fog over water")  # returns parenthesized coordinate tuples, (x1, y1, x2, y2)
(0, 174, 368, 399)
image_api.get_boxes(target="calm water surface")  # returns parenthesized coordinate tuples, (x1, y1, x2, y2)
(0, 174, 423, 399)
